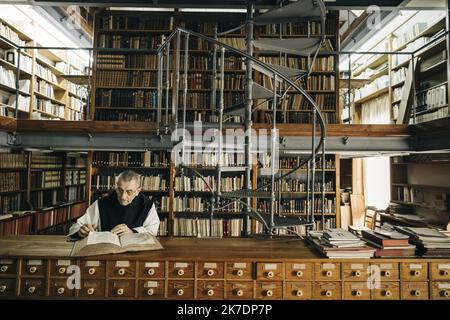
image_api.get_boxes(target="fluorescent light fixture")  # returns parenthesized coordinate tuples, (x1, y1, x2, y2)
(109, 7, 175, 12)
(180, 8, 247, 13)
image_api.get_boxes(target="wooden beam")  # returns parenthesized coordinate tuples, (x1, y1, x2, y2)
(0, 116, 17, 132)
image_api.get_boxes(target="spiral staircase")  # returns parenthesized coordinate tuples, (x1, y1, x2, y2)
(156, 0, 329, 236)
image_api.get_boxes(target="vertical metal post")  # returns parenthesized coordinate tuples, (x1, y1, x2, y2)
(243, 0, 254, 237)
(321, 140, 326, 228)
(211, 25, 218, 119)
(411, 53, 416, 124)
(157, 50, 162, 132)
(217, 47, 225, 199)
(87, 48, 92, 120)
(270, 74, 278, 234)
(348, 53, 351, 124)
(174, 31, 181, 126)
(14, 47, 21, 119)
(306, 159, 310, 226)
(182, 33, 189, 164)
(165, 42, 170, 131)
(311, 109, 316, 230)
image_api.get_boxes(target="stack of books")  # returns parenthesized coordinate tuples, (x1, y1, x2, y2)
(307, 228, 376, 259)
(395, 226, 450, 257)
(361, 229, 416, 257)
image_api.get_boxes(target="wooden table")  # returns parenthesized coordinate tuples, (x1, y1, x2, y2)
(0, 235, 450, 300)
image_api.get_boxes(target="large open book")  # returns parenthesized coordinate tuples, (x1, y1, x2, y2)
(70, 232, 164, 257)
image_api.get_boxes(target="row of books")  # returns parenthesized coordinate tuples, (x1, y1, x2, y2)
(158, 218, 168, 236)
(31, 112, 62, 121)
(35, 79, 57, 99)
(174, 175, 244, 192)
(66, 185, 86, 202)
(355, 75, 389, 101)
(257, 198, 335, 214)
(392, 37, 430, 67)
(0, 193, 24, 215)
(67, 110, 83, 121)
(0, 153, 27, 168)
(1, 50, 33, 74)
(31, 155, 62, 169)
(91, 174, 170, 191)
(6, 94, 30, 113)
(411, 107, 448, 123)
(391, 67, 407, 86)
(65, 169, 87, 186)
(416, 84, 447, 110)
(35, 99, 65, 118)
(173, 217, 243, 237)
(92, 151, 170, 167)
(0, 213, 33, 236)
(95, 89, 158, 109)
(68, 96, 83, 112)
(181, 20, 244, 35)
(66, 156, 87, 168)
(259, 74, 335, 91)
(255, 218, 337, 236)
(30, 171, 61, 189)
(259, 178, 335, 192)
(258, 155, 335, 170)
(100, 15, 174, 31)
(173, 196, 206, 212)
(252, 111, 337, 124)
(259, 56, 334, 72)
(177, 152, 246, 167)
(0, 172, 27, 193)
(392, 22, 427, 51)
(0, 22, 27, 46)
(255, 20, 335, 36)
(142, 175, 169, 191)
(35, 63, 58, 84)
(97, 35, 163, 49)
(278, 93, 335, 111)
(0, 65, 16, 89)
(95, 70, 158, 87)
(30, 189, 63, 209)
(96, 54, 159, 69)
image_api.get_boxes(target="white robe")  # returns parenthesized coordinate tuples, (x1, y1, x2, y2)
(68, 199, 160, 237)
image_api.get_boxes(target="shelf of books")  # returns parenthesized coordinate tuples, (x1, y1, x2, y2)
(390, 154, 450, 229)
(0, 149, 88, 236)
(255, 153, 340, 236)
(91, 9, 340, 124)
(0, 18, 87, 121)
(90, 151, 170, 236)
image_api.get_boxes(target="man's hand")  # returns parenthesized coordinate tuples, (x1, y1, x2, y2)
(78, 224, 97, 238)
(111, 224, 133, 236)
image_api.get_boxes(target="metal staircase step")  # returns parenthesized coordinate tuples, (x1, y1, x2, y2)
(221, 189, 272, 199)
(224, 102, 245, 116)
(253, 62, 307, 79)
(223, 83, 278, 116)
(253, 38, 321, 56)
(254, 0, 323, 25)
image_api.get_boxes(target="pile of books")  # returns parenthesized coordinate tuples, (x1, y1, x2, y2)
(306, 228, 376, 259)
(361, 229, 416, 257)
(395, 226, 450, 257)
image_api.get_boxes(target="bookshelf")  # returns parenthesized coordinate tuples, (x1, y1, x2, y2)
(91, 9, 340, 124)
(349, 12, 448, 125)
(390, 154, 450, 229)
(256, 153, 340, 236)
(0, 149, 88, 237)
(0, 18, 87, 121)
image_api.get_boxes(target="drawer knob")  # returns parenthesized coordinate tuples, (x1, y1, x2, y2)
(58, 267, 66, 274)
(324, 290, 332, 297)
(88, 268, 96, 275)
(295, 290, 303, 297)
(383, 290, 392, 297)
(0, 285, 7, 293)
(354, 271, 362, 277)
(28, 286, 36, 294)
(57, 287, 65, 295)
(441, 270, 449, 276)
(235, 289, 244, 297)
(383, 270, 391, 277)
(207, 289, 214, 297)
(177, 269, 185, 276)
(118, 268, 126, 276)
(147, 288, 154, 296)
(412, 290, 421, 297)
(324, 271, 333, 277)
(177, 289, 184, 296)
(29, 266, 37, 274)
(207, 269, 215, 277)
(265, 290, 273, 297)
(147, 268, 155, 276)
(411, 270, 421, 277)
(116, 288, 124, 296)
(87, 288, 95, 295)
(442, 290, 450, 297)
(353, 290, 362, 297)
(266, 271, 274, 278)
(0, 266, 8, 273)
(295, 270, 303, 277)
(236, 269, 244, 277)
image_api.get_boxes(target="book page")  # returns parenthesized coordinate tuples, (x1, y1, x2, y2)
(86, 231, 121, 246)
(119, 233, 156, 247)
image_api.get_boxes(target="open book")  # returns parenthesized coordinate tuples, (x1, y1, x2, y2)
(70, 231, 164, 257)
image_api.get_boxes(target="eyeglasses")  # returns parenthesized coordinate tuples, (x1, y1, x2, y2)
(116, 188, 139, 197)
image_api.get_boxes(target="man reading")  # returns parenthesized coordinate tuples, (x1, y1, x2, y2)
(68, 170, 160, 238)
